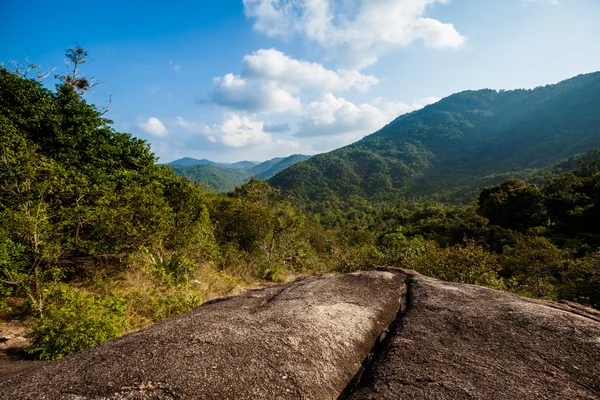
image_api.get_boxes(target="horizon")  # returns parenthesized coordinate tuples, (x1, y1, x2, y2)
(2, 0, 599, 163)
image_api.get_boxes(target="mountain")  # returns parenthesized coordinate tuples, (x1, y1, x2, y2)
(228, 160, 259, 169)
(170, 164, 250, 192)
(249, 157, 286, 176)
(171, 154, 311, 192)
(167, 157, 219, 167)
(254, 155, 311, 180)
(167, 158, 258, 169)
(268, 72, 600, 204)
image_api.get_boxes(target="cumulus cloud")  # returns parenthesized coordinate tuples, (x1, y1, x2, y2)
(175, 115, 300, 150)
(242, 49, 378, 92)
(243, 0, 466, 68)
(209, 49, 379, 114)
(138, 117, 169, 137)
(210, 73, 302, 114)
(217, 114, 272, 147)
(295, 93, 438, 138)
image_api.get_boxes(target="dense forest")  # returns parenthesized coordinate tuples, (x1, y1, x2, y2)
(269, 72, 600, 205)
(169, 154, 310, 192)
(1, 51, 599, 362)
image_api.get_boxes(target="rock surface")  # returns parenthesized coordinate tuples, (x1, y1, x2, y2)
(0, 271, 405, 400)
(0, 321, 40, 382)
(2, 269, 600, 400)
(345, 272, 600, 400)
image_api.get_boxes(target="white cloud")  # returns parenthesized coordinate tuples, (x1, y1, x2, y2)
(175, 114, 301, 150)
(211, 73, 302, 114)
(296, 93, 438, 138)
(242, 49, 378, 92)
(209, 49, 378, 114)
(218, 114, 273, 147)
(243, 0, 466, 68)
(138, 117, 169, 137)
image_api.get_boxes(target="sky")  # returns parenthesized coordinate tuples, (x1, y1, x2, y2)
(2, 0, 599, 163)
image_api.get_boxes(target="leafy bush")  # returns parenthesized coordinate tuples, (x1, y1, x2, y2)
(28, 285, 128, 360)
(405, 240, 505, 290)
(558, 253, 600, 309)
(500, 236, 571, 299)
(149, 250, 194, 283)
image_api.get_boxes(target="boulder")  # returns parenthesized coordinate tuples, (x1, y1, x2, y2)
(345, 272, 600, 400)
(0, 271, 405, 399)
(3, 269, 600, 399)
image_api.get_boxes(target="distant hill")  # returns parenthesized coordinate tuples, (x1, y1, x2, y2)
(268, 72, 600, 204)
(227, 161, 259, 169)
(255, 155, 311, 180)
(249, 157, 286, 176)
(170, 154, 311, 192)
(167, 157, 220, 167)
(167, 158, 257, 169)
(170, 165, 250, 192)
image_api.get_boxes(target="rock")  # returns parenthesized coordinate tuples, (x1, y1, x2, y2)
(345, 271, 600, 400)
(3, 269, 600, 400)
(0, 271, 406, 400)
(0, 320, 40, 382)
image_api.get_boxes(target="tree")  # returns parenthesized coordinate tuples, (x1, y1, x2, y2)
(57, 45, 98, 95)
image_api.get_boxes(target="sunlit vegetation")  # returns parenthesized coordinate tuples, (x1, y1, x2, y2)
(269, 72, 600, 206)
(1, 51, 599, 360)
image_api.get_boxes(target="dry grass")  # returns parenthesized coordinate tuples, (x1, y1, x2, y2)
(89, 256, 245, 331)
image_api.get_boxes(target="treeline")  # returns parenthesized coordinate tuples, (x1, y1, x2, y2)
(301, 151, 600, 309)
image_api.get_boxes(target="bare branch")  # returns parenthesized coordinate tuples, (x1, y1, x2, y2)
(4, 58, 55, 81)
(99, 95, 113, 116)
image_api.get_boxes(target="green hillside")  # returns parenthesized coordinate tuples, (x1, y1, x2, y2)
(172, 154, 311, 192)
(269, 72, 600, 205)
(249, 157, 285, 176)
(167, 157, 219, 167)
(255, 155, 311, 180)
(170, 164, 251, 192)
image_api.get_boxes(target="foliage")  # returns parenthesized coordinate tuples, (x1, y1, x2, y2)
(28, 284, 128, 360)
(3, 50, 600, 364)
(499, 237, 571, 298)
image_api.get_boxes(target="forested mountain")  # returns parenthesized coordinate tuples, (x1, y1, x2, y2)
(171, 154, 311, 192)
(269, 72, 600, 204)
(253, 154, 311, 180)
(167, 157, 221, 167)
(170, 164, 251, 192)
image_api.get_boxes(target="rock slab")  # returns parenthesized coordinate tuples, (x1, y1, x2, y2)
(0, 271, 406, 400)
(346, 271, 600, 400)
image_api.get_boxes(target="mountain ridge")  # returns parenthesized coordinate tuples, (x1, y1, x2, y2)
(170, 154, 311, 192)
(268, 72, 600, 204)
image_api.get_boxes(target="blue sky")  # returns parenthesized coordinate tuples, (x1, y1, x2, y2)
(2, 0, 599, 162)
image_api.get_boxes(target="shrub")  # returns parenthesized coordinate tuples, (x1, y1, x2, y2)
(28, 285, 128, 360)
(500, 236, 572, 299)
(405, 240, 505, 290)
(558, 252, 600, 309)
